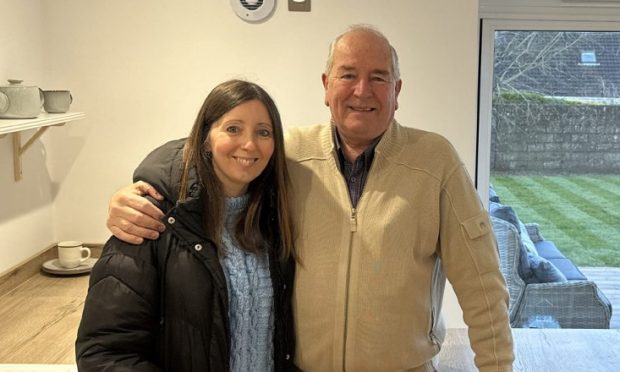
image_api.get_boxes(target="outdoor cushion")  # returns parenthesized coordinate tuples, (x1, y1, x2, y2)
(489, 200, 577, 284)
(535, 240, 565, 259)
(489, 184, 501, 203)
(489, 202, 519, 228)
(546, 257, 587, 281)
(534, 234, 587, 280)
(489, 202, 532, 279)
(526, 254, 568, 283)
(518, 220, 538, 256)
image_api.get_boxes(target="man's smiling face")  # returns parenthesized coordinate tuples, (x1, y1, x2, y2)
(322, 30, 402, 147)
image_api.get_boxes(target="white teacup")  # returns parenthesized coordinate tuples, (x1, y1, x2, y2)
(57, 241, 91, 269)
(43, 90, 72, 113)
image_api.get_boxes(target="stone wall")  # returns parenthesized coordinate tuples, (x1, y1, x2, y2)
(491, 103, 620, 174)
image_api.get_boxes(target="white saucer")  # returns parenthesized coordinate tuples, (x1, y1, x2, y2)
(41, 258, 98, 275)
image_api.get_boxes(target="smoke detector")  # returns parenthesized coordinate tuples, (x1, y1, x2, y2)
(230, 0, 276, 22)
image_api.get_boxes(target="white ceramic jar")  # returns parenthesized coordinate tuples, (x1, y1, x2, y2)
(0, 79, 44, 119)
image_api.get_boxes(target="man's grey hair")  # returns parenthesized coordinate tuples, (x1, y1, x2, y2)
(324, 24, 401, 81)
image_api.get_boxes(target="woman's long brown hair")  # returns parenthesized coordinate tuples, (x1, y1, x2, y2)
(179, 79, 295, 260)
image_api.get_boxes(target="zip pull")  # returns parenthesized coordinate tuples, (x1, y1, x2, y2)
(350, 208, 358, 232)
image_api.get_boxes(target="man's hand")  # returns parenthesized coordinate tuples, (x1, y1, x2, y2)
(107, 181, 166, 244)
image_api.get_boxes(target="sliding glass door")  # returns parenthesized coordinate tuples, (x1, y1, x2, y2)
(478, 19, 620, 328)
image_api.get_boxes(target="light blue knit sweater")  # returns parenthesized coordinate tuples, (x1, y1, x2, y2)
(220, 195, 274, 372)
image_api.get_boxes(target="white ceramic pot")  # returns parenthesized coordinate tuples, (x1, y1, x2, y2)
(43, 90, 73, 113)
(0, 79, 44, 119)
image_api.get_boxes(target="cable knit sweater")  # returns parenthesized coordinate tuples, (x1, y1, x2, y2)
(220, 195, 274, 372)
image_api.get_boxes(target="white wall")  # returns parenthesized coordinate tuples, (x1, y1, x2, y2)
(1, 0, 479, 326)
(0, 0, 56, 273)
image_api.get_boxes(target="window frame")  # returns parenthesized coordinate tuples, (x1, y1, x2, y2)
(476, 18, 620, 208)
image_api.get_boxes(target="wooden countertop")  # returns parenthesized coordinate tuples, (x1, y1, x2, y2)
(439, 328, 620, 371)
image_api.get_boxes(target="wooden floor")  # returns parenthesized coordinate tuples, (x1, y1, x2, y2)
(579, 266, 620, 329)
(0, 272, 89, 364)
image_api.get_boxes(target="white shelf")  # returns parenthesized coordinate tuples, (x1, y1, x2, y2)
(0, 112, 85, 181)
(0, 112, 85, 136)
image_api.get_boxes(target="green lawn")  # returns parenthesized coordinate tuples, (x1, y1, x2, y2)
(490, 175, 620, 267)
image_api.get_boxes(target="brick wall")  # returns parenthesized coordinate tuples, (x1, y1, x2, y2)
(491, 103, 620, 174)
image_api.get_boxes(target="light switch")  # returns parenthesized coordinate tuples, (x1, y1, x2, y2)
(289, 0, 311, 12)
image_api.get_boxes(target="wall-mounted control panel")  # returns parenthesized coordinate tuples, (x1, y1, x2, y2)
(289, 0, 311, 12)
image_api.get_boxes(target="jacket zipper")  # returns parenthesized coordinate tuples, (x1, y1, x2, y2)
(350, 208, 358, 232)
(334, 144, 375, 371)
(338, 154, 372, 371)
(341, 207, 358, 371)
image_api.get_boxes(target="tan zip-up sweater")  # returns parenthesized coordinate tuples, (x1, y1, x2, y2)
(286, 122, 513, 371)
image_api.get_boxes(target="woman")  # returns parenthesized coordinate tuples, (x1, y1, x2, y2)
(76, 80, 296, 371)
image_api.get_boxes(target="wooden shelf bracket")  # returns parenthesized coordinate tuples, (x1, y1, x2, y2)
(11, 124, 66, 181)
(0, 112, 85, 181)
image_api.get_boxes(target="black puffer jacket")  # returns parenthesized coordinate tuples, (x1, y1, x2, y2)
(76, 139, 296, 371)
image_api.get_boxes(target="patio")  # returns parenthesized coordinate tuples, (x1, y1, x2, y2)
(579, 267, 620, 329)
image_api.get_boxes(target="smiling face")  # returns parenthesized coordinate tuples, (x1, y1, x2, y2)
(207, 99, 275, 196)
(322, 30, 402, 154)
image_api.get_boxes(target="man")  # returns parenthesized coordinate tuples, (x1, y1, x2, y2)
(107, 25, 514, 371)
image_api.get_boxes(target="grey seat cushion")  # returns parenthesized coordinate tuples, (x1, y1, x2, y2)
(535, 240, 586, 280)
(525, 254, 568, 283)
(535, 240, 566, 259)
(546, 257, 587, 281)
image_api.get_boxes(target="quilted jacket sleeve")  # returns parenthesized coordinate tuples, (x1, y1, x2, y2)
(76, 237, 161, 372)
(133, 138, 187, 205)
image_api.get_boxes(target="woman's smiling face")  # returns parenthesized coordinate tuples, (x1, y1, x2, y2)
(207, 99, 274, 196)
